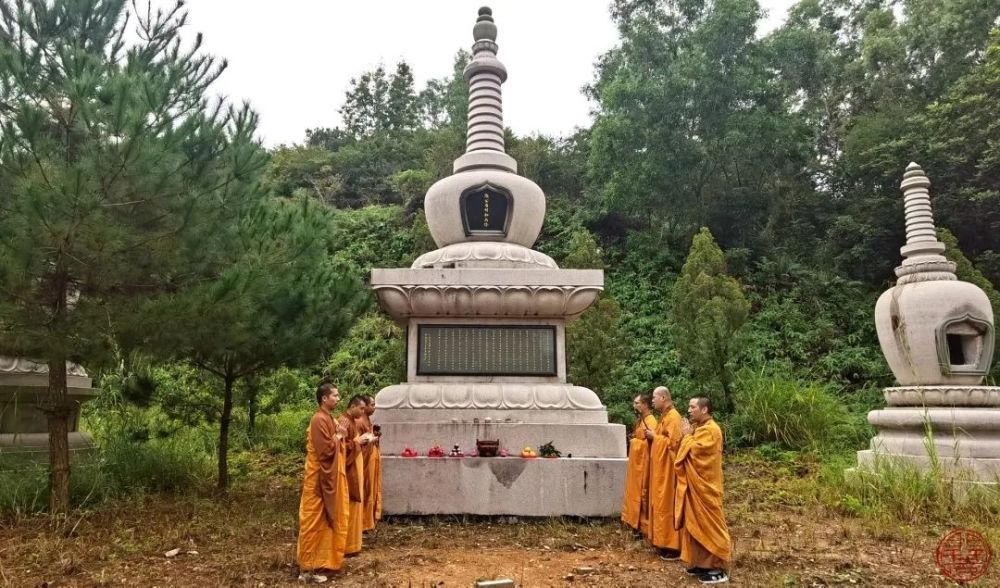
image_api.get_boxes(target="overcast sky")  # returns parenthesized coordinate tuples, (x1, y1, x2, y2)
(163, 1, 799, 146)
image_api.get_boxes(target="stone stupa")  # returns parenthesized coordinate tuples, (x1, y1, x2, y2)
(0, 357, 97, 454)
(856, 163, 998, 481)
(370, 7, 627, 516)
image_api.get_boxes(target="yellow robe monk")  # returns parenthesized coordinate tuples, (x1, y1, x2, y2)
(674, 418, 731, 569)
(296, 410, 349, 572)
(357, 414, 381, 531)
(649, 406, 683, 550)
(621, 413, 658, 532)
(338, 413, 365, 555)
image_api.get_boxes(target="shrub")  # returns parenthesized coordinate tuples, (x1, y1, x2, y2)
(727, 369, 867, 451)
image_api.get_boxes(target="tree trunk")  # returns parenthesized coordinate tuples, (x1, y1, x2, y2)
(46, 355, 71, 515)
(217, 373, 235, 491)
(246, 380, 258, 440)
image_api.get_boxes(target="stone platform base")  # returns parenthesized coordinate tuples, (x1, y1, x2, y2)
(381, 456, 626, 516)
(853, 386, 1000, 483)
(0, 432, 95, 455)
(855, 449, 1000, 480)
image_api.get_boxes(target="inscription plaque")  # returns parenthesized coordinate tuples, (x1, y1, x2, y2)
(461, 184, 511, 236)
(417, 325, 557, 376)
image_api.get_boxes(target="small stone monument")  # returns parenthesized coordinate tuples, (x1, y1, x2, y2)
(856, 163, 998, 481)
(371, 7, 627, 516)
(0, 357, 97, 454)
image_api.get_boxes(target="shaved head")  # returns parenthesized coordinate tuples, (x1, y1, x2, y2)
(653, 386, 671, 401)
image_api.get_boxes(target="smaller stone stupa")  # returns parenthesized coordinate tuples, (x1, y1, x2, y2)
(0, 357, 97, 454)
(856, 163, 998, 481)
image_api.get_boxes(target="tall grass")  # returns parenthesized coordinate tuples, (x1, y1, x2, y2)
(0, 429, 215, 517)
(726, 369, 870, 451)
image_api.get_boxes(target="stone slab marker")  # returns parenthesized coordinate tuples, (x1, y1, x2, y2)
(371, 7, 627, 516)
(856, 163, 998, 480)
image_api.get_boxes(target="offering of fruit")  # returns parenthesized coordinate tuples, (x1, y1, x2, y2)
(499, 448, 510, 457)
(401, 447, 418, 458)
(427, 444, 446, 458)
(449, 444, 464, 457)
(539, 441, 561, 458)
(520, 446, 537, 458)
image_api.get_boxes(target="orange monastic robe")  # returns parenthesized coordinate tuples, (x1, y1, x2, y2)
(649, 406, 683, 550)
(296, 410, 349, 572)
(621, 413, 658, 532)
(674, 418, 731, 569)
(357, 414, 382, 531)
(338, 413, 365, 555)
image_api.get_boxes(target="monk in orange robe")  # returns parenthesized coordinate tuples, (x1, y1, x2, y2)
(360, 395, 382, 531)
(675, 396, 731, 585)
(646, 386, 683, 559)
(296, 382, 350, 582)
(621, 393, 657, 536)
(339, 396, 372, 556)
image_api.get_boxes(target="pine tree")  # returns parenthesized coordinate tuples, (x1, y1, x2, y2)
(133, 199, 368, 489)
(671, 227, 749, 411)
(0, 0, 265, 513)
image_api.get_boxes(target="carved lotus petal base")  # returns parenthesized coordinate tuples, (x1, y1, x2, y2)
(375, 383, 605, 412)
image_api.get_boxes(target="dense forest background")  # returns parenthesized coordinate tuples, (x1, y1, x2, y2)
(2, 0, 1000, 510)
(255, 0, 1000, 424)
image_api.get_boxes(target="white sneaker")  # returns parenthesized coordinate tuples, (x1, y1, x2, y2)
(298, 572, 329, 584)
(699, 570, 728, 584)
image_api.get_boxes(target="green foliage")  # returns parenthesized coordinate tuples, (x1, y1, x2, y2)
(325, 313, 406, 398)
(132, 198, 368, 488)
(341, 62, 421, 137)
(0, 0, 265, 512)
(831, 453, 1000, 525)
(727, 370, 870, 452)
(671, 228, 749, 410)
(263, 146, 343, 204)
(739, 256, 888, 387)
(330, 205, 418, 277)
(568, 296, 628, 400)
(538, 441, 562, 458)
(589, 0, 813, 247)
(0, 430, 215, 516)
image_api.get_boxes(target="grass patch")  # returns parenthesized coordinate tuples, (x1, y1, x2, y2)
(726, 369, 869, 452)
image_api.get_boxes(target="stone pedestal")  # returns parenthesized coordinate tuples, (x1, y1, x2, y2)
(372, 269, 627, 516)
(856, 386, 1000, 480)
(0, 358, 98, 455)
(381, 457, 625, 516)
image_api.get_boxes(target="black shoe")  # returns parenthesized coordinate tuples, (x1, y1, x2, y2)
(699, 570, 728, 584)
(686, 566, 709, 575)
(658, 549, 681, 561)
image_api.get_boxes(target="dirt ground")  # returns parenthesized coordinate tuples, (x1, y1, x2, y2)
(0, 456, 995, 587)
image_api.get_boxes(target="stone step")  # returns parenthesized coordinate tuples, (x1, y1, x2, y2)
(870, 431, 1000, 458)
(856, 449, 1000, 479)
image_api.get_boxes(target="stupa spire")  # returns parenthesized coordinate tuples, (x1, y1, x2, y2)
(894, 162, 956, 285)
(454, 7, 517, 173)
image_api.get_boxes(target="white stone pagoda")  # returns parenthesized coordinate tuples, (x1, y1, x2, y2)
(857, 163, 998, 481)
(371, 7, 627, 516)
